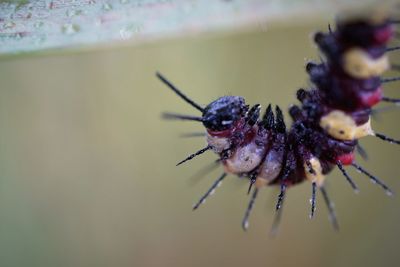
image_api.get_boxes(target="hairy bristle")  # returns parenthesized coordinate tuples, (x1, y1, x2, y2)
(176, 146, 212, 166)
(320, 186, 339, 231)
(269, 196, 284, 237)
(192, 173, 227, 210)
(374, 132, 400, 145)
(275, 183, 287, 211)
(260, 104, 275, 129)
(310, 182, 317, 218)
(356, 143, 369, 160)
(351, 162, 393, 196)
(386, 46, 400, 52)
(275, 106, 286, 133)
(336, 161, 359, 193)
(242, 188, 259, 231)
(156, 72, 204, 112)
(381, 77, 400, 83)
(247, 177, 256, 195)
(246, 104, 261, 126)
(381, 97, 400, 104)
(180, 132, 206, 138)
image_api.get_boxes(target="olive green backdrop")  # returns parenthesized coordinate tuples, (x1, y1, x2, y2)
(0, 18, 399, 267)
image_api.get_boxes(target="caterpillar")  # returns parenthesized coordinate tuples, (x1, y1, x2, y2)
(157, 9, 400, 233)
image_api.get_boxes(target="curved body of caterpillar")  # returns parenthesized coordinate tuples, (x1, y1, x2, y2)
(158, 10, 400, 233)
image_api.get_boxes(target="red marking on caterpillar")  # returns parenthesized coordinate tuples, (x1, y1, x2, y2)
(336, 153, 355, 166)
(360, 86, 383, 107)
(158, 10, 400, 233)
(206, 118, 245, 138)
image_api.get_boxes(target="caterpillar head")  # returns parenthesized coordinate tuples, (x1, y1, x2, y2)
(202, 96, 248, 131)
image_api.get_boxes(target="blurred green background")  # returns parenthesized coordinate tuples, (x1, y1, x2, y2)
(0, 17, 399, 267)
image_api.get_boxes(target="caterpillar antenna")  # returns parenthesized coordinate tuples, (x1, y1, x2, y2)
(162, 112, 203, 122)
(156, 72, 204, 112)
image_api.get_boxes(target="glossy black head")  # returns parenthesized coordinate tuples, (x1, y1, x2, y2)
(202, 96, 247, 131)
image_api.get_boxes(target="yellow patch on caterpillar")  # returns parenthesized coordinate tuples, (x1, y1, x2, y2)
(319, 110, 373, 140)
(337, 6, 390, 26)
(368, 6, 390, 25)
(304, 157, 325, 187)
(343, 48, 389, 79)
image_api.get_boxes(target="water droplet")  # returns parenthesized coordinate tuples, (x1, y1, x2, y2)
(120, 27, 133, 40)
(354, 188, 360, 194)
(34, 21, 44, 28)
(14, 32, 23, 40)
(102, 3, 113, 11)
(3, 21, 16, 29)
(209, 189, 215, 196)
(62, 23, 80, 35)
(119, 24, 142, 40)
(34, 36, 45, 45)
(243, 221, 249, 229)
(66, 9, 82, 17)
(370, 179, 377, 184)
(200, 199, 206, 204)
(217, 181, 222, 187)
(385, 190, 394, 196)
